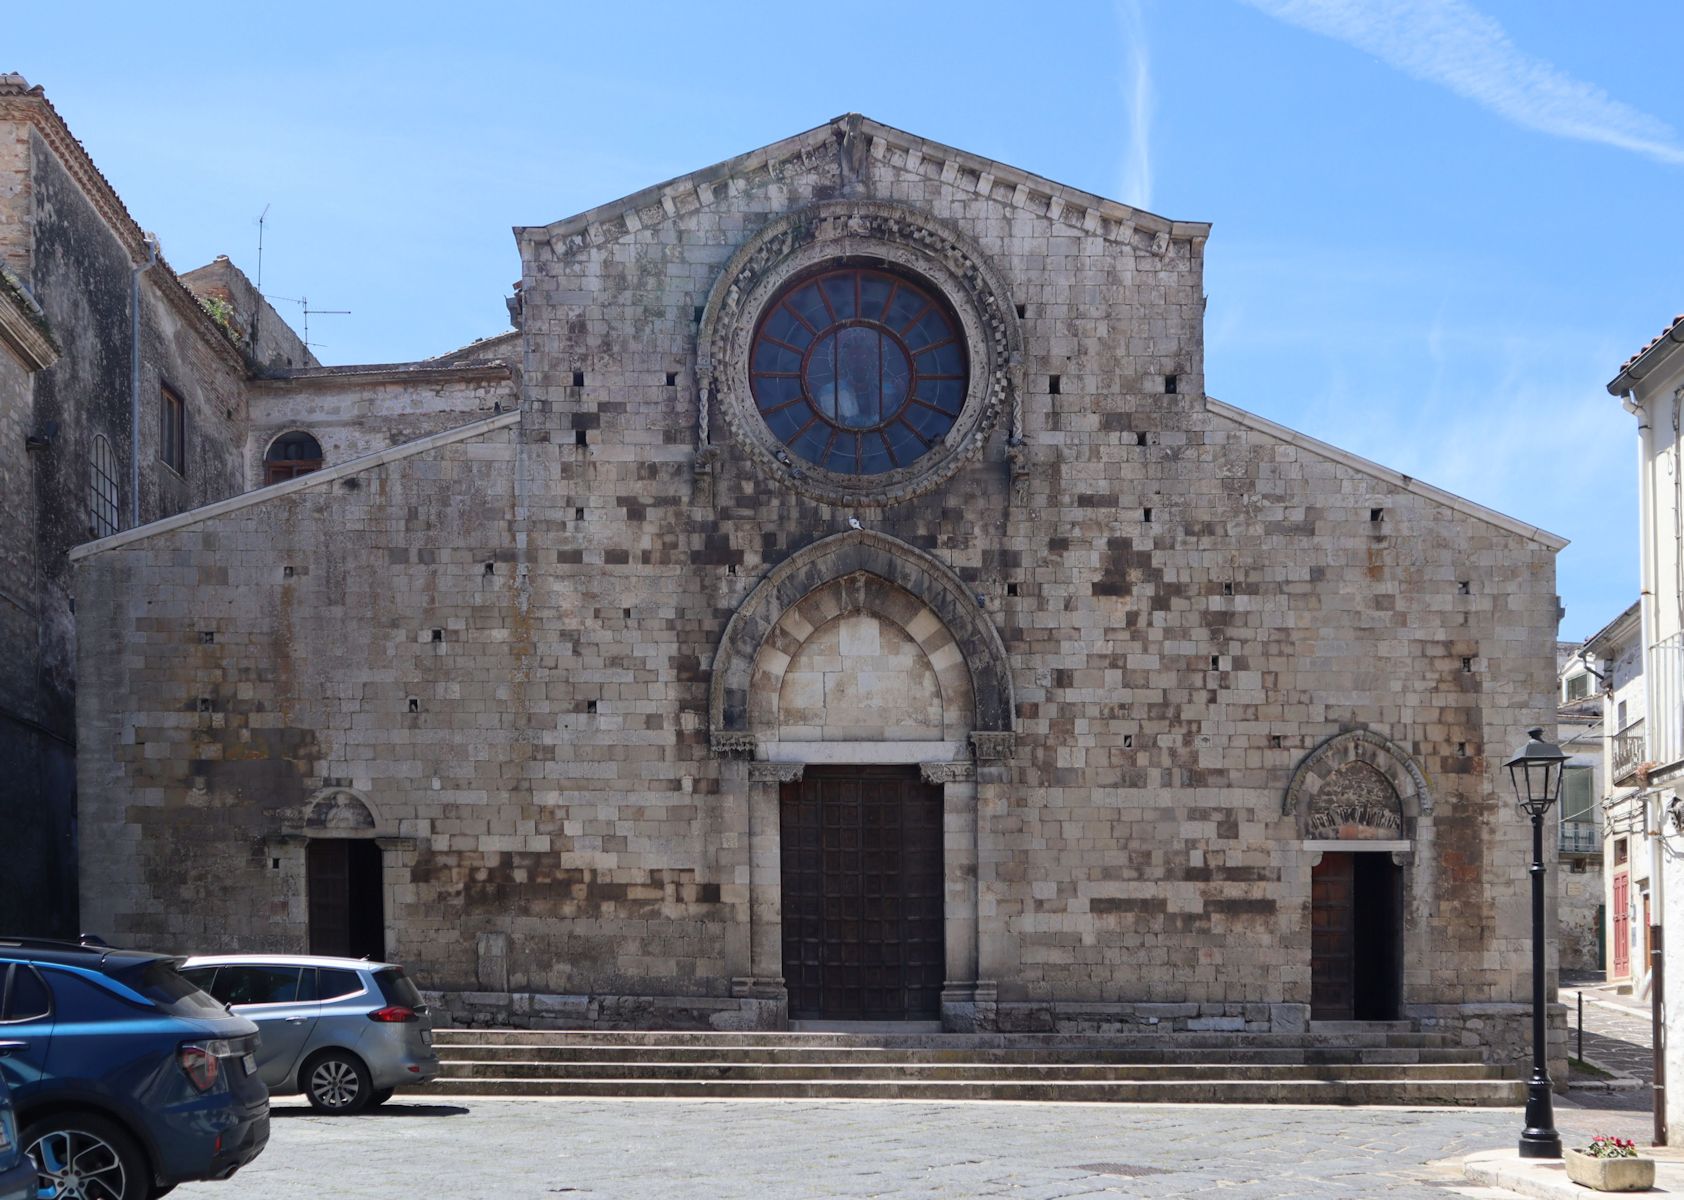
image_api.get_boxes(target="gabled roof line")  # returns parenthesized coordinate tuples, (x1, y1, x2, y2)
(518, 114, 1210, 264)
(1204, 396, 1569, 551)
(1608, 313, 1684, 396)
(0, 76, 247, 372)
(69, 410, 522, 562)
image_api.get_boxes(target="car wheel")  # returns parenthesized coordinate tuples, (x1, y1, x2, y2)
(303, 1050, 373, 1114)
(368, 1087, 396, 1107)
(23, 1111, 152, 1200)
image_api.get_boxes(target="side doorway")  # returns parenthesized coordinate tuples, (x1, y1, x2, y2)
(307, 839, 386, 961)
(1311, 851, 1403, 1021)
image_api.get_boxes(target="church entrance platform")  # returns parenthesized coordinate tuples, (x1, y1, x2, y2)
(416, 1028, 1524, 1105)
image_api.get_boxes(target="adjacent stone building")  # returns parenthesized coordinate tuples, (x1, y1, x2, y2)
(0, 74, 514, 936)
(73, 113, 1567, 1064)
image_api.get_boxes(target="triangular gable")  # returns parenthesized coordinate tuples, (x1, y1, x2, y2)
(1205, 396, 1568, 551)
(516, 113, 1210, 265)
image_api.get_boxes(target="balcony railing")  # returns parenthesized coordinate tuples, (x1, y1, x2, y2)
(1613, 720, 1647, 785)
(1558, 821, 1600, 856)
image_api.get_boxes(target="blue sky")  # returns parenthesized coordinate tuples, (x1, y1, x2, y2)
(10, 1, 1679, 640)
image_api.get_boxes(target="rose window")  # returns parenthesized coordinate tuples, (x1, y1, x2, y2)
(749, 267, 967, 475)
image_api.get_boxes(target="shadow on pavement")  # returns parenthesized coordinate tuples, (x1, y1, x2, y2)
(271, 1103, 471, 1119)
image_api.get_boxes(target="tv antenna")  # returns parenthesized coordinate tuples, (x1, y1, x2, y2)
(255, 203, 270, 288)
(266, 293, 350, 350)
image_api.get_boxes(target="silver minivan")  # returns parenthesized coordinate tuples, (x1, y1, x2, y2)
(180, 955, 440, 1114)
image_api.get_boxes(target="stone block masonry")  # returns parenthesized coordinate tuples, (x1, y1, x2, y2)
(74, 115, 1565, 1075)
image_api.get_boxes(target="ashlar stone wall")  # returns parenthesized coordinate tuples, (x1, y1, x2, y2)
(76, 117, 1564, 1063)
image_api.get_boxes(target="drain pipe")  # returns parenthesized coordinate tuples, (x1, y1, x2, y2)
(129, 233, 159, 528)
(1626, 384, 1667, 1145)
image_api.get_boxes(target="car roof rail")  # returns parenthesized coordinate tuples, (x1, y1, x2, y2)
(0, 936, 105, 953)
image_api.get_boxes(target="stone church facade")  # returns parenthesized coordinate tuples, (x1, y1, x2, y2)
(73, 115, 1565, 1061)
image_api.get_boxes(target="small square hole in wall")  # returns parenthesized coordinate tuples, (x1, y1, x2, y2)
(694, 305, 705, 324)
(727, 563, 738, 576)
(1457, 741, 1468, 755)
(283, 565, 295, 579)
(271, 857, 281, 870)
(1221, 582, 1233, 596)
(1048, 374, 1061, 395)
(1006, 582, 1019, 597)
(586, 700, 598, 715)
(572, 369, 585, 387)
(1461, 657, 1473, 672)
(1210, 655, 1221, 671)
(1015, 303, 1027, 319)
(1165, 374, 1178, 395)
(1270, 735, 1283, 749)
(1136, 431, 1148, 447)
(431, 628, 444, 643)
(1122, 734, 1134, 749)
(200, 630, 215, 644)
(575, 429, 588, 447)
(1143, 507, 1153, 523)
(1370, 507, 1384, 523)
(574, 507, 585, 521)
(484, 561, 495, 576)
(197, 696, 213, 713)
(623, 607, 631, 619)
(665, 371, 678, 386)
(407, 697, 420, 713)
(1458, 580, 1471, 595)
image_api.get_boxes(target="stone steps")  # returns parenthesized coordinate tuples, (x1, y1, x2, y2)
(436, 1059, 1506, 1082)
(420, 1028, 1520, 1106)
(417, 1076, 1524, 1105)
(430, 1029, 1465, 1050)
(430, 1043, 1488, 1065)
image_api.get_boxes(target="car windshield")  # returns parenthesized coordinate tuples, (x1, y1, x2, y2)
(373, 968, 422, 1009)
(116, 959, 227, 1016)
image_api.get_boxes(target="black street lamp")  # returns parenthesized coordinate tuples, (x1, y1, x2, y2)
(1505, 726, 1566, 1159)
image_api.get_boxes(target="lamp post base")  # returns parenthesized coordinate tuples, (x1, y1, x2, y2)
(1519, 1076, 1562, 1159)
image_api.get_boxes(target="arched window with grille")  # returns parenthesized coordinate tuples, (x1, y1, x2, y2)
(264, 431, 324, 484)
(89, 434, 119, 538)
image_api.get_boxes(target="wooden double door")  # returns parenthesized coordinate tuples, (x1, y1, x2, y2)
(780, 765, 945, 1020)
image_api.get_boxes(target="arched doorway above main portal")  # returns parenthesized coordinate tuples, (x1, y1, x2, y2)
(707, 529, 1014, 759)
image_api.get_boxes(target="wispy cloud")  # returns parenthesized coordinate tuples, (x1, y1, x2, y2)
(1237, 0, 1684, 166)
(1117, 0, 1154, 209)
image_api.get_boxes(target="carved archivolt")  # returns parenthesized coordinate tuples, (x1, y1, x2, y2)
(696, 199, 1024, 509)
(748, 762, 805, 784)
(1283, 730, 1428, 840)
(709, 529, 1014, 752)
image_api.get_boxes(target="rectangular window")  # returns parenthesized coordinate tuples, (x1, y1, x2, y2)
(1559, 767, 1595, 824)
(1564, 672, 1590, 701)
(89, 434, 119, 537)
(159, 384, 185, 475)
(1619, 699, 1630, 728)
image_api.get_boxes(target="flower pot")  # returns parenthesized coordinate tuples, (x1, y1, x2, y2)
(1563, 1147, 1656, 1192)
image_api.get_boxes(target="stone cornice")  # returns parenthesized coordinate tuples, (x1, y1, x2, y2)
(250, 363, 514, 391)
(0, 77, 246, 373)
(0, 278, 58, 370)
(519, 114, 1209, 265)
(1205, 395, 1569, 551)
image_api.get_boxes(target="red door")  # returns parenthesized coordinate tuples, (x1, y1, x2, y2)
(1612, 870, 1630, 979)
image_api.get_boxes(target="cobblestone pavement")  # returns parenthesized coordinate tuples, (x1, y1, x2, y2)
(1561, 982, 1658, 1114)
(171, 1096, 1653, 1200)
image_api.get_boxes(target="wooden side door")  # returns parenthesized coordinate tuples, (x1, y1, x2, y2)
(1310, 852, 1355, 1020)
(1612, 870, 1630, 979)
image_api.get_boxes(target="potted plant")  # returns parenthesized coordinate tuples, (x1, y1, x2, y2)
(1563, 1136, 1655, 1192)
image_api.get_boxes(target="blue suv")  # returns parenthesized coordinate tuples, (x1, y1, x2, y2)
(0, 939, 271, 1200)
(0, 1054, 33, 1200)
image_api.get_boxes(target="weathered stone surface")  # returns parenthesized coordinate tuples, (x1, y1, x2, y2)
(69, 115, 1565, 1068)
